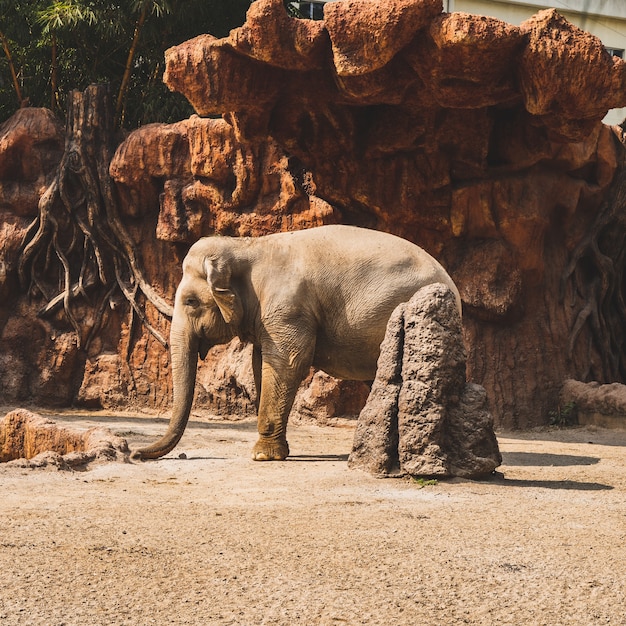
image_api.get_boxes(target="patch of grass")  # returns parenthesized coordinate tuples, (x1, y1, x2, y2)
(411, 477, 439, 487)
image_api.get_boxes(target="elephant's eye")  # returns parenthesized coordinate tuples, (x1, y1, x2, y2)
(183, 296, 200, 308)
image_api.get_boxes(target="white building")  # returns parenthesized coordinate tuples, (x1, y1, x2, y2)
(294, 0, 626, 124)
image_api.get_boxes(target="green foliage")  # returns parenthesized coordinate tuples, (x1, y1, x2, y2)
(411, 477, 439, 488)
(548, 401, 577, 427)
(0, 0, 251, 127)
(38, 1, 98, 32)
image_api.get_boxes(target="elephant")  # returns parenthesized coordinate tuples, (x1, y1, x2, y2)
(133, 225, 461, 461)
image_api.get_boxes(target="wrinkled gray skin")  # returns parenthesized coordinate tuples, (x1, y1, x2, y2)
(133, 225, 461, 461)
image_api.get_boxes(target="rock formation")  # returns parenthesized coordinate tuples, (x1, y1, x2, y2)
(560, 379, 626, 429)
(2, 0, 626, 429)
(109, 115, 340, 241)
(0, 408, 129, 469)
(348, 284, 501, 478)
(156, 1, 626, 428)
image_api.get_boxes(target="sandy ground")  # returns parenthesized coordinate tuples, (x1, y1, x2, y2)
(1, 409, 625, 626)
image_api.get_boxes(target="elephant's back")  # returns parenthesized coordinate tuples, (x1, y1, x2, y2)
(288, 225, 456, 300)
(256, 226, 459, 310)
(267, 225, 439, 271)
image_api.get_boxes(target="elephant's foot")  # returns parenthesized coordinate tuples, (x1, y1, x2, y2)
(252, 438, 289, 461)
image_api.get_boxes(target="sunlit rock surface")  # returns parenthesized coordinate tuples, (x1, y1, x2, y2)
(2, 1, 626, 428)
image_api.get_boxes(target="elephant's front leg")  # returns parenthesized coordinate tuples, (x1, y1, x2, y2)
(252, 351, 310, 461)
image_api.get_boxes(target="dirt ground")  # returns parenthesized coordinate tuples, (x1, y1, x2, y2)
(1, 409, 625, 626)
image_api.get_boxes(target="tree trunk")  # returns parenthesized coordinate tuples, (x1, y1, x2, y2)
(0, 30, 24, 106)
(50, 35, 58, 112)
(115, 0, 150, 128)
(19, 84, 171, 354)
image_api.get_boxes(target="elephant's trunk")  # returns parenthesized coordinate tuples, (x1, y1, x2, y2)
(132, 322, 200, 460)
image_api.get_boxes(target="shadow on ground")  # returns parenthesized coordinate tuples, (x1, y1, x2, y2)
(502, 451, 600, 466)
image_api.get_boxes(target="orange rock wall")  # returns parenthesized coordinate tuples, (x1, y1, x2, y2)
(2, 1, 626, 428)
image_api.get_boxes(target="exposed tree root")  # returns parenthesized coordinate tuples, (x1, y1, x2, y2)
(562, 154, 626, 381)
(18, 85, 172, 354)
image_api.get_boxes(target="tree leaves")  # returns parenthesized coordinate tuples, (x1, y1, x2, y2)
(0, 0, 250, 126)
(37, 1, 98, 33)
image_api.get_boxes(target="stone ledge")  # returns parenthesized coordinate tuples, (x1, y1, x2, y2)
(0, 409, 129, 470)
(561, 380, 626, 429)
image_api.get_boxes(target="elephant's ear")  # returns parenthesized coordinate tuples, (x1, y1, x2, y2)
(204, 256, 243, 327)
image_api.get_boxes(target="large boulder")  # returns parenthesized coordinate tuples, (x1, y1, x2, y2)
(349, 284, 501, 478)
